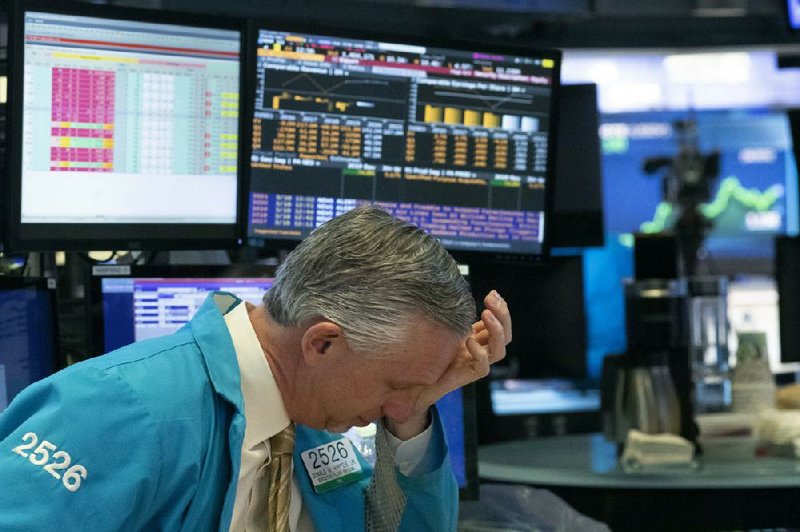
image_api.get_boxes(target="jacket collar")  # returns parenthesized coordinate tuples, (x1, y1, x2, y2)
(190, 291, 246, 414)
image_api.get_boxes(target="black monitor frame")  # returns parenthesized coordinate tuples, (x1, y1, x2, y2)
(85, 263, 276, 356)
(0, 274, 62, 406)
(242, 18, 561, 265)
(4, 0, 251, 252)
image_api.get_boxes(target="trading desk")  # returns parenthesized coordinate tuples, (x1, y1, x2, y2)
(479, 433, 800, 531)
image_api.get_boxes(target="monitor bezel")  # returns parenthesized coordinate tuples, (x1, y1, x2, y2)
(243, 18, 562, 264)
(85, 263, 277, 356)
(0, 275, 63, 403)
(4, 0, 251, 252)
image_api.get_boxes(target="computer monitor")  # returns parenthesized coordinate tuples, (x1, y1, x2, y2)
(86, 264, 275, 355)
(550, 83, 604, 248)
(600, 108, 799, 272)
(246, 25, 561, 261)
(0, 276, 60, 412)
(4, 1, 247, 251)
(470, 256, 587, 380)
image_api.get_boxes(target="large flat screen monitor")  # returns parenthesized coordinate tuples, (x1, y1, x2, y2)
(246, 25, 561, 260)
(599, 108, 799, 271)
(5, 1, 246, 251)
(86, 264, 276, 355)
(0, 276, 60, 412)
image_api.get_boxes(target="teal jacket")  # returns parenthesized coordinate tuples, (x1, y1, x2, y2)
(0, 292, 458, 530)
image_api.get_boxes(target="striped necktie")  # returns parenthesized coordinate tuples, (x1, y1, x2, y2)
(267, 423, 295, 532)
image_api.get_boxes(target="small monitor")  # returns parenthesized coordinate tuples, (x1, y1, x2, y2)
(86, 264, 275, 355)
(5, 1, 246, 251)
(247, 25, 561, 261)
(490, 378, 600, 416)
(469, 256, 587, 380)
(0, 276, 60, 412)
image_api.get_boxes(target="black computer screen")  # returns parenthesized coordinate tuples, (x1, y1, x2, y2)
(0, 276, 60, 412)
(247, 26, 561, 259)
(5, 1, 246, 251)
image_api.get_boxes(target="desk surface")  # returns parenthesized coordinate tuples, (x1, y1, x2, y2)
(479, 433, 800, 489)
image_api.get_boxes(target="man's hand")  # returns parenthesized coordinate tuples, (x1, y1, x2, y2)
(385, 290, 511, 439)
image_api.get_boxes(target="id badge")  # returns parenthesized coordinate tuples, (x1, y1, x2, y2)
(300, 437, 364, 494)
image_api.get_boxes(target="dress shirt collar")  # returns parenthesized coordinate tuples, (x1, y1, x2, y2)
(224, 300, 291, 449)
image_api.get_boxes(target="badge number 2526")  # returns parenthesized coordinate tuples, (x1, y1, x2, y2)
(300, 437, 363, 494)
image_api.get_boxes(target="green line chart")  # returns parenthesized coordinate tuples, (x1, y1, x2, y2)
(618, 176, 784, 246)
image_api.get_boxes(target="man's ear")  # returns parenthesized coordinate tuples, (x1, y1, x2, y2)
(301, 321, 344, 366)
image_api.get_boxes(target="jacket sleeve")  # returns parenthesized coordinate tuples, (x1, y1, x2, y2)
(395, 407, 459, 531)
(0, 364, 162, 530)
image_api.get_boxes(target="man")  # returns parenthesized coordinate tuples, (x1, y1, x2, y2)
(0, 205, 511, 530)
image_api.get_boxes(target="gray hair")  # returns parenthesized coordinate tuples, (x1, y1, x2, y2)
(263, 205, 476, 354)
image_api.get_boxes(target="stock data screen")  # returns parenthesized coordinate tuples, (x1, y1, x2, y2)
(248, 29, 558, 255)
(21, 12, 241, 225)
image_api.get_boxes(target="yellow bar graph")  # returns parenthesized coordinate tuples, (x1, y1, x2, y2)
(464, 110, 481, 126)
(444, 107, 463, 124)
(424, 105, 443, 123)
(483, 113, 500, 128)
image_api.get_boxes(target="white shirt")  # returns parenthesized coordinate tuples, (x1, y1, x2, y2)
(224, 302, 435, 532)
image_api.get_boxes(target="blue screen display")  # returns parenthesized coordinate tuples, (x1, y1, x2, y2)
(790, 0, 800, 29)
(100, 277, 274, 353)
(437, 387, 467, 488)
(0, 284, 57, 411)
(600, 109, 799, 258)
